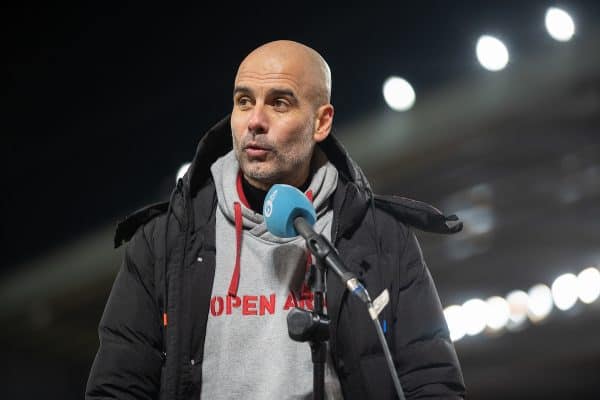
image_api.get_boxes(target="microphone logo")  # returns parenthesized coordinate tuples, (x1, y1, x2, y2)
(264, 188, 277, 218)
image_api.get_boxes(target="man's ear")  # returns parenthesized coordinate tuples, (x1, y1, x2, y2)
(313, 104, 334, 143)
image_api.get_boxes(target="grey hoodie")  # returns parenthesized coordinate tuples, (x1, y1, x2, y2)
(201, 149, 343, 399)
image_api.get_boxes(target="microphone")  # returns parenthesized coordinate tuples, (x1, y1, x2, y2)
(264, 184, 406, 399)
(263, 184, 316, 238)
(263, 184, 371, 304)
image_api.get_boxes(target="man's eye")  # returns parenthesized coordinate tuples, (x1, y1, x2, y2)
(237, 97, 251, 108)
(273, 99, 289, 110)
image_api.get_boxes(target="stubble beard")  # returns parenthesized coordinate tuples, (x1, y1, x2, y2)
(233, 122, 315, 187)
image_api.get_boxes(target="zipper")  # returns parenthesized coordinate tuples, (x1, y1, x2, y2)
(331, 182, 351, 246)
(164, 178, 189, 398)
(177, 178, 193, 396)
(163, 181, 183, 354)
(330, 183, 348, 372)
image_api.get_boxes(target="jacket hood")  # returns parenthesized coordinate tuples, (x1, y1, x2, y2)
(209, 148, 338, 238)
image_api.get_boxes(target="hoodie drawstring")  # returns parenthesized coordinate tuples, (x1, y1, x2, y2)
(300, 190, 314, 300)
(227, 201, 243, 297)
(226, 184, 315, 300)
(228, 172, 249, 298)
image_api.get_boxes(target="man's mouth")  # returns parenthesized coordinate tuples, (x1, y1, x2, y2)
(244, 143, 272, 157)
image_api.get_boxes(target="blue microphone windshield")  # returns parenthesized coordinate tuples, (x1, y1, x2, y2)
(263, 184, 316, 238)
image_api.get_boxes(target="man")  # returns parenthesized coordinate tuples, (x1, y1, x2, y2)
(86, 40, 465, 399)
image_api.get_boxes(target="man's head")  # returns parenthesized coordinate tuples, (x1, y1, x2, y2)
(231, 40, 334, 191)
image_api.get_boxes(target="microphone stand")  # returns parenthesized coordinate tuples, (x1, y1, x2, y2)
(310, 262, 327, 400)
(291, 217, 407, 400)
(287, 214, 351, 400)
(287, 262, 329, 400)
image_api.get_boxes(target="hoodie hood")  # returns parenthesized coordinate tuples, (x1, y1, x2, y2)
(210, 147, 338, 241)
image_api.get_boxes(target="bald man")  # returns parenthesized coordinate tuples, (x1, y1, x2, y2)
(86, 40, 465, 399)
(231, 40, 334, 190)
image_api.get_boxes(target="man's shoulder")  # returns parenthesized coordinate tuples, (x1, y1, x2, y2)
(373, 194, 462, 235)
(113, 178, 218, 249)
(114, 201, 170, 249)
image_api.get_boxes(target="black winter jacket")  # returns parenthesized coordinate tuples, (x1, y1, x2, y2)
(86, 116, 466, 399)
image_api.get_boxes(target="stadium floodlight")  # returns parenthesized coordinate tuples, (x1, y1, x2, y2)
(485, 296, 510, 331)
(462, 298, 489, 336)
(476, 35, 509, 71)
(527, 284, 553, 322)
(444, 305, 466, 342)
(506, 290, 529, 329)
(551, 273, 579, 311)
(545, 7, 575, 42)
(577, 267, 600, 304)
(382, 76, 416, 111)
(176, 162, 192, 183)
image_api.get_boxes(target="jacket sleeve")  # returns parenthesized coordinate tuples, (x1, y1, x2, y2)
(86, 223, 164, 399)
(392, 230, 466, 399)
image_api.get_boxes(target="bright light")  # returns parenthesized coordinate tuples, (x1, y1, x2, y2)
(485, 296, 510, 331)
(527, 284, 553, 322)
(444, 305, 466, 342)
(551, 273, 579, 310)
(176, 162, 191, 182)
(476, 35, 509, 71)
(445, 265, 600, 342)
(545, 7, 575, 42)
(577, 267, 600, 304)
(382, 76, 416, 111)
(462, 298, 488, 336)
(506, 290, 529, 329)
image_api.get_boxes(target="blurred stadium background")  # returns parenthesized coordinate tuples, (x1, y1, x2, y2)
(3, 2, 600, 398)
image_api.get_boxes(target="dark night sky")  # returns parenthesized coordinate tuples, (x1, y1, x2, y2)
(3, 1, 599, 271)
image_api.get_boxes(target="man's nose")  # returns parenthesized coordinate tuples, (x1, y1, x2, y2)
(247, 104, 268, 135)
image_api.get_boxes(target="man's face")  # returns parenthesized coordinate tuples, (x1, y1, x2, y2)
(231, 54, 318, 190)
